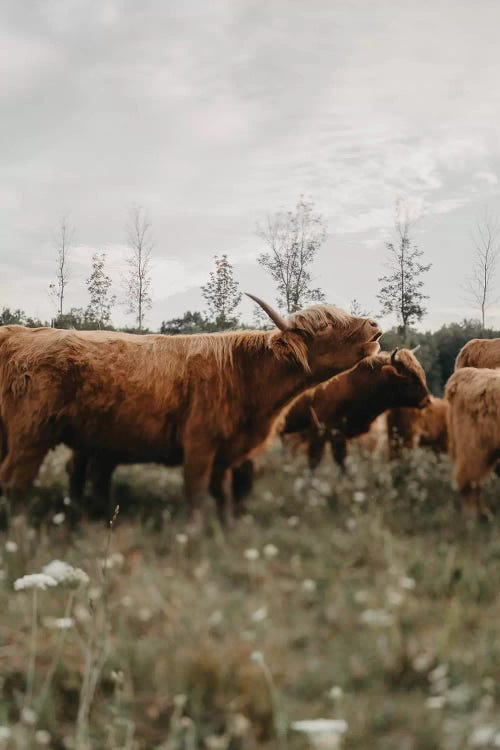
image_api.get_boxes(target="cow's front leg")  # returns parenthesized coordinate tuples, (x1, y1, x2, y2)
(183, 439, 216, 530)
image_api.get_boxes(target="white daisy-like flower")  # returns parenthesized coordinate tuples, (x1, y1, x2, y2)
(176, 533, 189, 545)
(244, 548, 259, 561)
(52, 617, 75, 630)
(291, 719, 348, 749)
(328, 686, 343, 701)
(52, 512, 65, 525)
(353, 491, 366, 503)
(302, 579, 317, 593)
(14, 573, 58, 591)
(263, 543, 279, 559)
(5, 540, 18, 553)
(251, 606, 268, 622)
(34, 729, 52, 745)
(42, 560, 89, 587)
(21, 707, 37, 725)
(399, 576, 416, 590)
(469, 726, 497, 747)
(0, 727, 12, 740)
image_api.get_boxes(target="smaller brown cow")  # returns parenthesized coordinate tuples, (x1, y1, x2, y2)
(455, 338, 500, 370)
(282, 348, 431, 470)
(387, 397, 449, 457)
(446, 367, 500, 519)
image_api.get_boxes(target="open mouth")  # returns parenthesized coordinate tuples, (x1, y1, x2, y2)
(369, 330, 382, 342)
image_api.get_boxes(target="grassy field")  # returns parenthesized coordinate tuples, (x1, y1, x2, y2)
(1, 443, 500, 749)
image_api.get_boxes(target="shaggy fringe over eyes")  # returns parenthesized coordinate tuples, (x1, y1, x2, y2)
(289, 305, 352, 334)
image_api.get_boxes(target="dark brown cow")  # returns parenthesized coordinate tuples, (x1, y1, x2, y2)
(0, 296, 381, 525)
(282, 348, 430, 469)
(455, 338, 500, 370)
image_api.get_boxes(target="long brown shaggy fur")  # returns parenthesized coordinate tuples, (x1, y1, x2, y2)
(0, 306, 380, 520)
(282, 348, 430, 469)
(387, 397, 449, 457)
(446, 367, 500, 517)
(455, 338, 500, 370)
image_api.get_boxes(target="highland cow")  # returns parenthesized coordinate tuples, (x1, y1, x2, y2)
(455, 338, 500, 370)
(0, 295, 381, 525)
(446, 366, 500, 519)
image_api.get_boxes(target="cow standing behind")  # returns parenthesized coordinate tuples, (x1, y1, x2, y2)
(455, 338, 500, 370)
(387, 397, 449, 458)
(445, 367, 500, 519)
(0, 296, 381, 526)
(281, 348, 430, 470)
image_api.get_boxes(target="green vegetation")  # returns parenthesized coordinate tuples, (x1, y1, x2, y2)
(1, 444, 499, 749)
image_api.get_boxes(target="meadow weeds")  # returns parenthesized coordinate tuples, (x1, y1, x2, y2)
(0, 444, 499, 748)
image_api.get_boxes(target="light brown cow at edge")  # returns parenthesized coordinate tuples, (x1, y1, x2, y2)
(446, 366, 500, 520)
(455, 338, 500, 370)
(0, 295, 381, 526)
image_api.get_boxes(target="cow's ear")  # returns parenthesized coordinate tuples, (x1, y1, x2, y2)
(270, 330, 310, 372)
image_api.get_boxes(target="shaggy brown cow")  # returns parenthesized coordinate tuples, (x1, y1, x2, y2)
(282, 348, 430, 469)
(455, 338, 500, 370)
(446, 367, 500, 519)
(0, 296, 381, 525)
(387, 397, 449, 458)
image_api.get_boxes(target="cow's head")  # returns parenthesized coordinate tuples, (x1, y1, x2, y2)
(247, 294, 382, 381)
(376, 347, 431, 408)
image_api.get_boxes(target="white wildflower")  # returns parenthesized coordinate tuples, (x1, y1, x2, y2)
(360, 609, 394, 627)
(399, 576, 416, 590)
(412, 653, 433, 672)
(469, 726, 496, 747)
(42, 560, 89, 587)
(386, 588, 404, 607)
(230, 713, 250, 737)
(5, 540, 18, 553)
(21, 707, 37, 725)
(251, 606, 268, 623)
(176, 533, 188, 545)
(429, 664, 448, 682)
(208, 610, 223, 626)
(63, 496, 71, 506)
(54, 617, 74, 630)
(35, 729, 52, 745)
(0, 727, 12, 740)
(302, 579, 317, 593)
(288, 515, 299, 527)
(138, 607, 152, 622)
(100, 552, 125, 569)
(205, 735, 229, 750)
(244, 548, 259, 561)
(346, 518, 357, 531)
(263, 544, 279, 559)
(52, 512, 65, 525)
(250, 650, 264, 665)
(291, 719, 348, 749)
(14, 573, 58, 591)
(353, 491, 366, 503)
(425, 696, 446, 709)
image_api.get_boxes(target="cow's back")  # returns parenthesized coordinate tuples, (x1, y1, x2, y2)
(455, 338, 500, 370)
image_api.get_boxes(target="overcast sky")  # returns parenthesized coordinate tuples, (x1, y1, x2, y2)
(2, 0, 500, 330)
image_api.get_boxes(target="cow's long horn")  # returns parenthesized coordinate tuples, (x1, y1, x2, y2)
(410, 344, 420, 354)
(245, 293, 289, 331)
(390, 347, 399, 365)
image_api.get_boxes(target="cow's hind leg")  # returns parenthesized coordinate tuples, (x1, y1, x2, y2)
(330, 435, 347, 470)
(86, 457, 115, 522)
(232, 460, 254, 516)
(454, 459, 492, 523)
(210, 464, 234, 527)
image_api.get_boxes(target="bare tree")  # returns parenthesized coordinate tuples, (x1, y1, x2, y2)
(49, 215, 74, 318)
(124, 205, 153, 331)
(378, 202, 431, 338)
(256, 198, 326, 313)
(463, 208, 500, 329)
